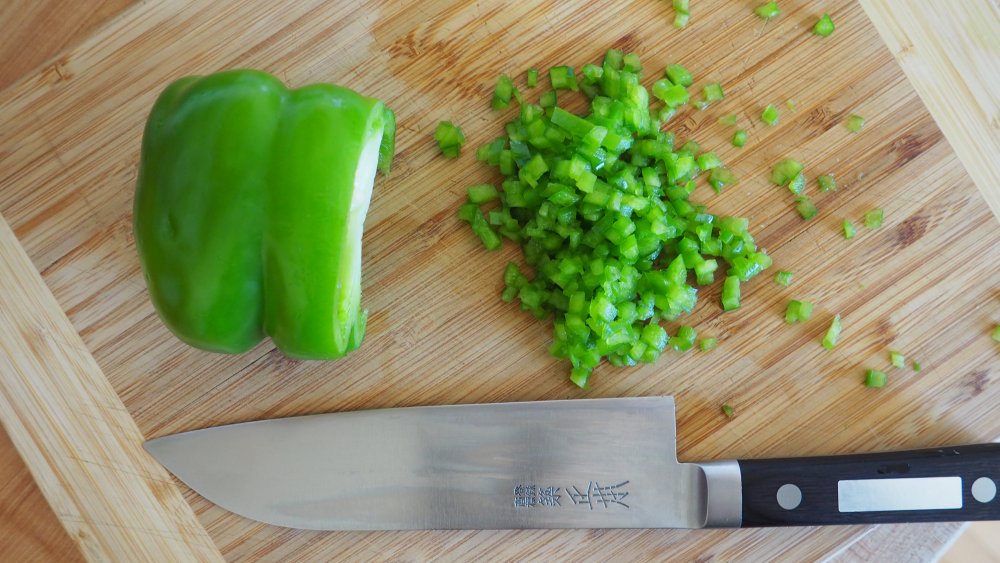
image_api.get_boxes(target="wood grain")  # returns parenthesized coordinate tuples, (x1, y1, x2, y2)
(0, 429, 82, 563)
(0, 2, 138, 561)
(941, 522, 1000, 563)
(0, 0, 998, 561)
(0, 216, 222, 561)
(829, 522, 965, 563)
(0, 0, 136, 91)
(860, 0, 1000, 221)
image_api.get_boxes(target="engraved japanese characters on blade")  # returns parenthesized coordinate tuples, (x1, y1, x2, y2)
(513, 481, 630, 509)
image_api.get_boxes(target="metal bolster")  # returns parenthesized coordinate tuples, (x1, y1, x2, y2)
(698, 460, 743, 528)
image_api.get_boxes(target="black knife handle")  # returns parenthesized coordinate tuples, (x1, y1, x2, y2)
(738, 443, 1000, 527)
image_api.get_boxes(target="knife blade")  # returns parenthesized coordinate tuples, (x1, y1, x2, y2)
(145, 397, 1000, 530)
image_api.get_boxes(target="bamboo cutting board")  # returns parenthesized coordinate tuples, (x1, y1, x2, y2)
(1, 0, 999, 560)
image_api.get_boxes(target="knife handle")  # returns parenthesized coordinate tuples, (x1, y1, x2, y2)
(736, 443, 1000, 527)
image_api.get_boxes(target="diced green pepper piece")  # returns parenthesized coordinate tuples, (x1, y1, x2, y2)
(708, 167, 739, 193)
(864, 208, 884, 229)
(784, 299, 813, 323)
(549, 66, 579, 91)
(551, 107, 595, 138)
(718, 113, 738, 126)
(732, 130, 747, 148)
(787, 173, 806, 195)
(640, 323, 669, 351)
(796, 195, 817, 220)
(526, 68, 539, 88)
(770, 158, 803, 185)
(755, 1, 780, 19)
(822, 314, 841, 350)
(492, 75, 515, 110)
(456, 202, 478, 222)
(846, 114, 865, 133)
(620, 53, 640, 74)
(818, 174, 836, 192)
(761, 104, 779, 126)
(912, 360, 922, 372)
(696, 151, 722, 170)
(570, 366, 591, 388)
(775, 270, 793, 287)
(814, 13, 835, 37)
(785, 99, 797, 111)
(890, 350, 905, 368)
(471, 209, 502, 250)
(467, 184, 498, 204)
(653, 80, 690, 107)
(581, 64, 603, 84)
(671, 325, 697, 351)
(843, 219, 856, 239)
(703, 82, 724, 103)
(865, 369, 887, 388)
(699, 337, 718, 351)
(722, 276, 740, 311)
(992, 324, 1000, 342)
(604, 49, 624, 70)
(434, 121, 465, 158)
(665, 64, 694, 87)
(539, 90, 557, 108)
(673, 12, 690, 29)
(721, 403, 734, 417)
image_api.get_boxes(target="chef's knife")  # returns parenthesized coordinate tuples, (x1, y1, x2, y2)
(145, 397, 1000, 530)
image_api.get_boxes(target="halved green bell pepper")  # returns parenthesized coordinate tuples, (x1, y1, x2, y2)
(134, 70, 395, 359)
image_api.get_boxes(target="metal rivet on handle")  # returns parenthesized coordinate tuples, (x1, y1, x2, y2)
(971, 477, 997, 503)
(776, 484, 802, 510)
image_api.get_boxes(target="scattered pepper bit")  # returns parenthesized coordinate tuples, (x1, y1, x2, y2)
(912, 360, 922, 372)
(434, 121, 465, 158)
(721, 403, 735, 417)
(732, 130, 748, 148)
(842, 219, 856, 239)
(818, 174, 837, 192)
(814, 13, 835, 37)
(785, 300, 813, 324)
(718, 113, 739, 126)
(703, 82, 725, 104)
(673, 0, 691, 28)
(492, 75, 516, 110)
(754, 1, 780, 20)
(992, 324, 1000, 342)
(700, 337, 718, 351)
(761, 104, 780, 126)
(864, 208, 884, 229)
(526, 68, 538, 88)
(775, 270, 794, 287)
(770, 158, 803, 186)
(846, 114, 866, 133)
(822, 315, 842, 350)
(796, 195, 818, 220)
(890, 350, 905, 368)
(865, 369, 888, 388)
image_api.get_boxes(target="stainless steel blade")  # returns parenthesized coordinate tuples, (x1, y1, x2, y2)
(145, 397, 710, 530)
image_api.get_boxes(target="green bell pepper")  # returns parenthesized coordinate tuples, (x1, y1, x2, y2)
(134, 70, 395, 359)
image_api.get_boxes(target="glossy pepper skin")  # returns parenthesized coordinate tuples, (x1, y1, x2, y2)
(134, 70, 395, 359)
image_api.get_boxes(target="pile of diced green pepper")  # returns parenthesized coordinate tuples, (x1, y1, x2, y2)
(457, 50, 771, 387)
